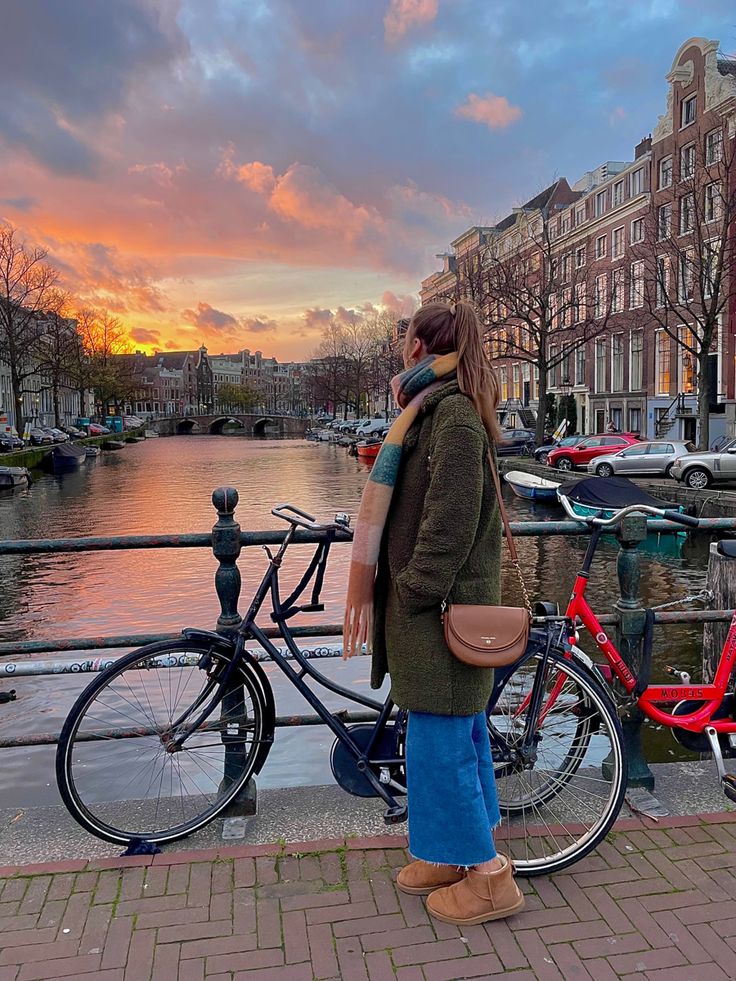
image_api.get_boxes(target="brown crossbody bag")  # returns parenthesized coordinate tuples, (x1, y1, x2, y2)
(442, 452, 532, 667)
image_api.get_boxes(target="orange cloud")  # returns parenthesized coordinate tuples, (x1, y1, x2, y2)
(384, 0, 438, 44)
(455, 92, 522, 130)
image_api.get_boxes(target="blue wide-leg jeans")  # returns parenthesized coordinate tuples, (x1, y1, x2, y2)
(405, 710, 501, 866)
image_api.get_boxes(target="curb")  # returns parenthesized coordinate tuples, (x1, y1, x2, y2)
(1, 810, 734, 878)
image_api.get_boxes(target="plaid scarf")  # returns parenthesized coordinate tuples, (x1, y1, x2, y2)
(344, 352, 458, 648)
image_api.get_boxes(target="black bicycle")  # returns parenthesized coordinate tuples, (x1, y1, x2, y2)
(56, 503, 624, 875)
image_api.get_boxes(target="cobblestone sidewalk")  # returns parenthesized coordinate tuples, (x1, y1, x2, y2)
(2, 813, 736, 981)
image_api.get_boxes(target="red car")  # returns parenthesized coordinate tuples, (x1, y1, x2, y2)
(547, 434, 640, 471)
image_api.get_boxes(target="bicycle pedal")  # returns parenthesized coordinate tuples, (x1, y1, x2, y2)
(722, 774, 736, 804)
(383, 804, 407, 825)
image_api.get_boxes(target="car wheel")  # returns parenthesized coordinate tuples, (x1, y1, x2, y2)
(664, 463, 675, 479)
(596, 463, 614, 478)
(555, 457, 573, 471)
(538, 451, 549, 465)
(684, 467, 711, 490)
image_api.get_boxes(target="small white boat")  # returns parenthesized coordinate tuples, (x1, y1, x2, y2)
(504, 470, 561, 502)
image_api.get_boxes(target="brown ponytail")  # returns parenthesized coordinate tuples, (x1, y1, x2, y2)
(407, 300, 501, 445)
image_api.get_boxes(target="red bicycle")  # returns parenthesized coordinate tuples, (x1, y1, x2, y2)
(490, 499, 736, 874)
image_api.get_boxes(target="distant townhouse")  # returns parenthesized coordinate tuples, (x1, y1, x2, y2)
(421, 37, 736, 443)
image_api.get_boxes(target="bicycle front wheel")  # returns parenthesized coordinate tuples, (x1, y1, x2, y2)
(56, 639, 274, 845)
(490, 648, 626, 876)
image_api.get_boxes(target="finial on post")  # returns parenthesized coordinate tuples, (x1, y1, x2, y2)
(211, 486, 242, 632)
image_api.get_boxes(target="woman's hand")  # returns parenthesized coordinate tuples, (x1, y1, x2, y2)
(342, 600, 373, 659)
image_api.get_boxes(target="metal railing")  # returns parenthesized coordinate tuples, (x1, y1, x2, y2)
(2, 486, 736, 791)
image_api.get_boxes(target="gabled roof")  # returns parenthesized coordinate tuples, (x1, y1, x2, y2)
(494, 180, 562, 232)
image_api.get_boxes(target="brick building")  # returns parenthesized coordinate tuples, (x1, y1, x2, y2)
(421, 37, 736, 442)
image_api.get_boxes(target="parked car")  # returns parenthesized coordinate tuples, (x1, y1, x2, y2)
(0, 434, 15, 453)
(87, 423, 111, 436)
(587, 440, 695, 478)
(28, 428, 54, 446)
(122, 415, 144, 430)
(547, 434, 639, 471)
(669, 438, 736, 489)
(534, 435, 584, 465)
(356, 418, 388, 437)
(62, 425, 87, 439)
(497, 428, 536, 457)
(47, 428, 69, 442)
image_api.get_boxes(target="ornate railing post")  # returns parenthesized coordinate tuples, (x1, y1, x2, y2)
(614, 514, 654, 790)
(211, 487, 256, 816)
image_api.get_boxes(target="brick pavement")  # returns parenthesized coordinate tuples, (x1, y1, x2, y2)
(2, 813, 736, 980)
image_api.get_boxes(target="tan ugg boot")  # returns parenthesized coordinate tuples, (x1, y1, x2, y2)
(426, 855, 524, 924)
(396, 860, 465, 896)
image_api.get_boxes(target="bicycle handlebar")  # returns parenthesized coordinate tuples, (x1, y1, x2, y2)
(271, 502, 353, 536)
(558, 495, 699, 530)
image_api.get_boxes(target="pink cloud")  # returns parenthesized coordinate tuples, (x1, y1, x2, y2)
(381, 290, 417, 317)
(384, 0, 438, 44)
(455, 92, 522, 130)
(234, 161, 276, 194)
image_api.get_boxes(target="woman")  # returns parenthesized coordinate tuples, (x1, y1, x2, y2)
(343, 300, 524, 926)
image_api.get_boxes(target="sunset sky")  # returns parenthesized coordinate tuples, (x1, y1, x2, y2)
(1, 0, 732, 360)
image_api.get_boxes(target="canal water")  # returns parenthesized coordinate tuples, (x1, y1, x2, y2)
(0, 436, 720, 809)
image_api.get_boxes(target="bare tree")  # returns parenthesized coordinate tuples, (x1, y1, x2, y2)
(33, 292, 82, 426)
(367, 311, 404, 418)
(0, 224, 60, 434)
(310, 321, 350, 418)
(77, 309, 138, 415)
(478, 212, 613, 443)
(633, 119, 736, 448)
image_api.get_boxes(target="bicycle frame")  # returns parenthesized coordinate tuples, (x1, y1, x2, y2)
(566, 526, 736, 735)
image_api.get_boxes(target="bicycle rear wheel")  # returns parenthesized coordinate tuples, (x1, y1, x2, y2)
(56, 639, 274, 845)
(489, 648, 626, 876)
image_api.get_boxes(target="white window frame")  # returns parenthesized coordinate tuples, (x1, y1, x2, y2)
(613, 180, 624, 207)
(678, 325, 696, 395)
(611, 333, 624, 391)
(574, 283, 585, 324)
(659, 156, 673, 190)
(655, 329, 671, 395)
(575, 245, 586, 268)
(706, 128, 723, 165)
(595, 190, 606, 217)
(630, 329, 644, 390)
(705, 182, 721, 223)
(630, 217, 644, 245)
(658, 202, 671, 240)
(595, 234, 607, 260)
(594, 274, 607, 319)
(576, 205, 586, 226)
(611, 267, 625, 313)
(594, 338, 606, 393)
(575, 346, 586, 386)
(656, 256, 669, 308)
(681, 93, 697, 128)
(679, 192, 694, 235)
(630, 168, 644, 196)
(680, 143, 695, 181)
(630, 260, 644, 309)
(678, 250, 694, 303)
(611, 226, 624, 260)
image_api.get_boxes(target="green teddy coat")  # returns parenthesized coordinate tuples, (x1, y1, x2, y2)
(370, 381, 502, 716)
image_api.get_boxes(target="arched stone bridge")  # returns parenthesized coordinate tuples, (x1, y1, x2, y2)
(153, 414, 310, 438)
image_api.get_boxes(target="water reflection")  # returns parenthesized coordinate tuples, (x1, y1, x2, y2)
(0, 437, 721, 805)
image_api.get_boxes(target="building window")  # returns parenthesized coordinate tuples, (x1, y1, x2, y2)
(703, 240, 719, 297)
(705, 182, 722, 223)
(595, 190, 606, 217)
(594, 274, 607, 319)
(659, 156, 673, 189)
(500, 366, 508, 401)
(679, 193, 694, 234)
(658, 203, 671, 239)
(574, 283, 585, 323)
(561, 215, 571, 235)
(630, 260, 644, 309)
(678, 251, 694, 302)
(656, 331, 671, 394)
(612, 334, 624, 391)
(628, 406, 642, 434)
(560, 288, 572, 327)
(613, 180, 624, 207)
(706, 128, 723, 165)
(575, 245, 586, 268)
(681, 93, 697, 127)
(595, 234, 606, 259)
(611, 268, 625, 313)
(630, 217, 644, 245)
(679, 327, 696, 394)
(549, 346, 558, 387)
(630, 330, 644, 390)
(575, 346, 586, 386)
(576, 205, 586, 226)
(680, 143, 695, 180)
(656, 256, 669, 307)
(631, 168, 644, 196)
(560, 253, 571, 281)
(595, 339, 606, 392)
(612, 226, 624, 259)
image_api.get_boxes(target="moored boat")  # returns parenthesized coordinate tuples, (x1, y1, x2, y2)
(48, 442, 86, 473)
(504, 470, 560, 502)
(144, 430, 159, 438)
(85, 446, 101, 458)
(356, 440, 381, 461)
(556, 475, 686, 521)
(105, 440, 125, 450)
(0, 466, 31, 490)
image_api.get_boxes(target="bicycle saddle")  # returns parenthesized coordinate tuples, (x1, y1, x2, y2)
(717, 540, 736, 559)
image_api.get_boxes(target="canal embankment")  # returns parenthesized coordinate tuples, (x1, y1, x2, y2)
(1, 428, 146, 470)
